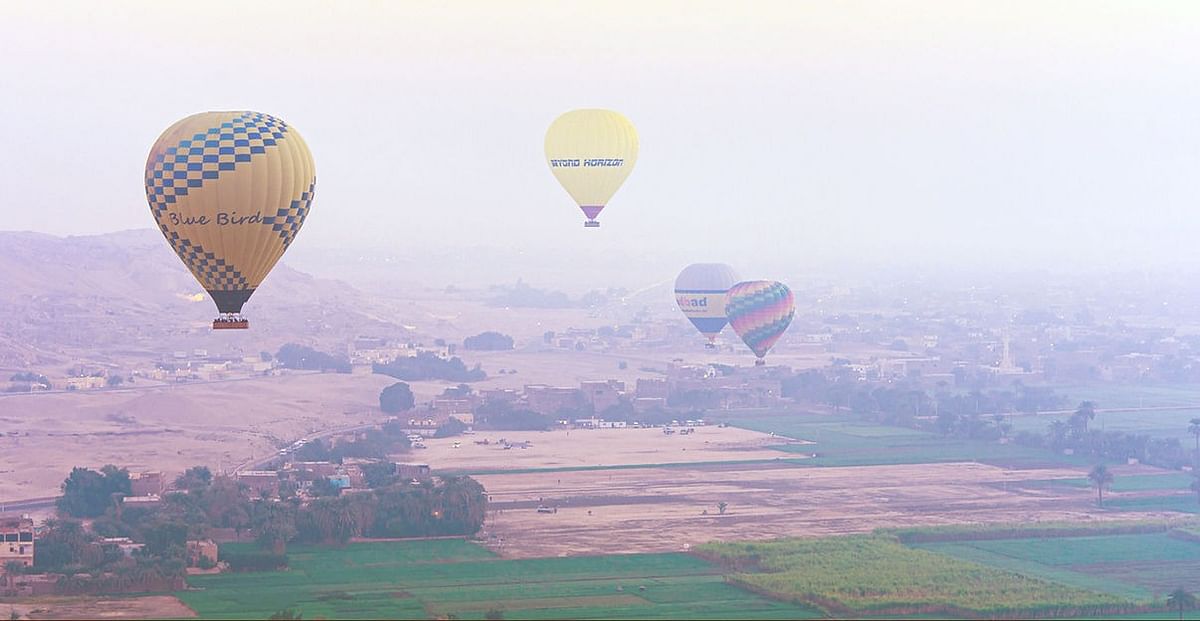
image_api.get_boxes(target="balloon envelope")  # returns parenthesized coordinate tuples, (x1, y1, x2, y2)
(544, 109, 638, 227)
(675, 263, 740, 344)
(726, 280, 795, 362)
(145, 111, 316, 317)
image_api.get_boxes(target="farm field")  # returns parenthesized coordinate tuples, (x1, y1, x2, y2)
(1049, 383, 1200, 409)
(1006, 382, 1200, 443)
(421, 425, 797, 473)
(722, 412, 1084, 468)
(1008, 407, 1200, 444)
(1019, 473, 1195, 492)
(473, 460, 1169, 558)
(177, 540, 822, 620)
(913, 533, 1200, 602)
(697, 535, 1134, 618)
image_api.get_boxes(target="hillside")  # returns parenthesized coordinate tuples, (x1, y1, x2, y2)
(0, 229, 414, 371)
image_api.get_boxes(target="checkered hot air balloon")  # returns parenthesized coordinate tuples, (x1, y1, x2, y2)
(145, 111, 315, 330)
(545, 109, 638, 228)
(726, 280, 795, 365)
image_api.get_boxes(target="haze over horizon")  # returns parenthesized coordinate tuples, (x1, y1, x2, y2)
(4, 0, 1200, 285)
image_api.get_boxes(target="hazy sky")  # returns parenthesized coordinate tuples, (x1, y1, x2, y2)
(3, 1, 1200, 282)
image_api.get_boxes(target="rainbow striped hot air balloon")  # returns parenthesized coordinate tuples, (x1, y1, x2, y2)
(726, 281, 795, 366)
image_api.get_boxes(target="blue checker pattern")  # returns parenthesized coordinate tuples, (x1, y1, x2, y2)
(159, 227, 249, 291)
(144, 111, 290, 218)
(263, 180, 315, 250)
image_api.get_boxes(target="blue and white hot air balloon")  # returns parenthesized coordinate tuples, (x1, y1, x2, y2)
(674, 263, 740, 349)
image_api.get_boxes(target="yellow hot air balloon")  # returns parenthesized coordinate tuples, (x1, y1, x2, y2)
(145, 111, 315, 330)
(544, 109, 638, 228)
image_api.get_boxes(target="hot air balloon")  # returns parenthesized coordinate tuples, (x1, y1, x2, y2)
(675, 263, 740, 349)
(544, 109, 638, 228)
(726, 281, 795, 366)
(145, 111, 316, 330)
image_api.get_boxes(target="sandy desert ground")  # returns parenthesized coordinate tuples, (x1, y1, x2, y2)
(0, 371, 397, 501)
(416, 425, 805, 471)
(473, 461, 1176, 558)
(4, 595, 194, 619)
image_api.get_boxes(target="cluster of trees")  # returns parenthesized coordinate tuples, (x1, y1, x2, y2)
(373, 352, 485, 382)
(786, 370, 1066, 421)
(245, 475, 486, 553)
(1002, 402, 1192, 470)
(30, 466, 243, 593)
(379, 382, 415, 413)
(488, 281, 573, 308)
(473, 401, 553, 430)
(275, 343, 352, 373)
(487, 281, 627, 309)
(463, 331, 514, 351)
(434, 417, 469, 438)
(57, 466, 132, 518)
(41, 462, 487, 584)
(293, 423, 411, 463)
(7, 371, 51, 392)
(30, 518, 186, 594)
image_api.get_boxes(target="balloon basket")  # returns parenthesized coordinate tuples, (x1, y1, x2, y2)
(583, 220, 600, 228)
(704, 343, 717, 350)
(213, 317, 249, 330)
(754, 358, 766, 367)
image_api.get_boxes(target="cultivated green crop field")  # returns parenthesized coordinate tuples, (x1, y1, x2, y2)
(914, 533, 1200, 601)
(698, 535, 1131, 617)
(1051, 383, 1200, 409)
(1005, 383, 1200, 443)
(177, 540, 822, 620)
(1020, 473, 1195, 492)
(724, 413, 1081, 468)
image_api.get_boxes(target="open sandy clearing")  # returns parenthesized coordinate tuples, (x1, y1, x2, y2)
(418, 426, 802, 471)
(4, 595, 194, 619)
(0, 372, 397, 501)
(474, 461, 1180, 558)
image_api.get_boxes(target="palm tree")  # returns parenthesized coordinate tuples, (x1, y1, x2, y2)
(1088, 464, 1114, 507)
(1189, 418, 1200, 456)
(1072, 401, 1097, 434)
(1167, 588, 1196, 621)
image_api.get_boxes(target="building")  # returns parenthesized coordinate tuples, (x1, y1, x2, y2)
(635, 378, 669, 400)
(395, 463, 431, 480)
(64, 376, 106, 391)
(580, 380, 625, 413)
(633, 397, 667, 413)
(186, 539, 219, 567)
(236, 471, 281, 497)
(130, 471, 165, 496)
(524, 384, 584, 416)
(122, 494, 162, 508)
(99, 537, 144, 558)
(0, 516, 34, 569)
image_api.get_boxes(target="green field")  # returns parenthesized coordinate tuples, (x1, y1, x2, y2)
(1104, 494, 1200, 514)
(724, 413, 1081, 468)
(698, 535, 1132, 617)
(1007, 383, 1200, 443)
(1020, 473, 1195, 492)
(178, 540, 822, 620)
(1052, 384, 1200, 409)
(1009, 407, 1200, 444)
(914, 533, 1200, 601)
